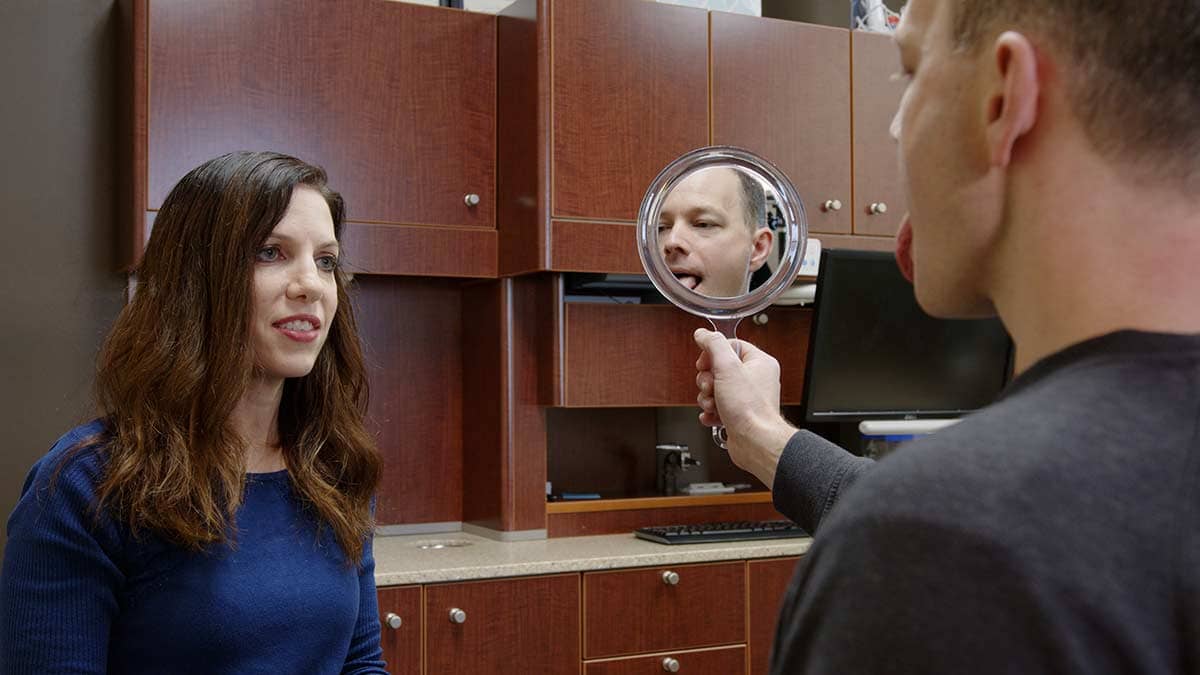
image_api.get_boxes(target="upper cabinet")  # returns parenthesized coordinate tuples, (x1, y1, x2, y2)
(551, 1, 709, 222)
(711, 14, 852, 237)
(851, 30, 908, 240)
(122, 0, 498, 276)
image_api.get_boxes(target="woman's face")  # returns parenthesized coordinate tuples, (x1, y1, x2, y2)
(249, 186, 340, 383)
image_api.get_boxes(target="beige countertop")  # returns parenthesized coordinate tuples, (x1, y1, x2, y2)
(373, 530, 811, 586)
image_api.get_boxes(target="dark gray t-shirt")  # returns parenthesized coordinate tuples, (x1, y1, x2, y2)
(769, 330, 1200, 674)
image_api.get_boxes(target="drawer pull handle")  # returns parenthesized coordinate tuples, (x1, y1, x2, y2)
(464, 193, 481, 207)
(384, 613, 402, 630)
(822, 199, 842, 212)
(662, 656, 681, 672)
(449, 608, 467, 624)
(661, 570, 680, 586)
(869, 201, 888, 215)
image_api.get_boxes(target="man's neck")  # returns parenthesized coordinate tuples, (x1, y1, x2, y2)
(990, 158, 1200, 374)
(232, 376, 286, 473)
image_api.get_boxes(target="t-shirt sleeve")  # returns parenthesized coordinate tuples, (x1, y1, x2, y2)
(771, 430, 874, 533)
(341, 528, 387, 674)
(768, 513, 1069, 674)
(1, 443, 125, 674)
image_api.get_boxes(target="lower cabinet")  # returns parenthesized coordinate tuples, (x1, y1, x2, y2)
(584, 645, 746, 675)
(377, 556, 801, 674)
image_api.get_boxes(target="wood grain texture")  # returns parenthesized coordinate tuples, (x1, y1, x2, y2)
(497, 8, 545, 275)
(552, 0, 709, 221)
(118, 0, 148, 271)
(353, 277, 463, 525)
(507, 275, 557, 530)
(339, 223, 497, 278)
(561, 304, 811, 407)
(711, 14, 851, 236)
(584, 562, 746, 658)
(461, 281, 505, 529)
(747, 557, 802, 674)
(851, 30, 908, 237)
(550, 221, 641, 274)
(425, 574, 580, 674)
(548, 501, 787, 537)
(546, 408, 659, 497)
(376, 585, 422, 675)
(148, 0, 495, 228)
(585, 645, 746, 675)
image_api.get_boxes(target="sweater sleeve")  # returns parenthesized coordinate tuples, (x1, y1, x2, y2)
(341, 529, 387, 674)
(770, 430, 874, 533)
(1, 442, 125, 675)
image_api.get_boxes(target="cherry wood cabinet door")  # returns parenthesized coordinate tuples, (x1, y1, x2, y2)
(585, 645, 746, 675)
(583, 562, 745, 659)
(747, 557, 802, 674)
(712, 14, 851, 236)
(551, 0, 709, 222)
(425, 573, 580, 674)
(148, 0, 495, 230)
(376, 585, 421, 675)
(851, 30, 907, 238)
(560, 304, 811, 407)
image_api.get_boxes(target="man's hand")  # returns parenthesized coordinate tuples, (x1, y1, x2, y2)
(694, 328, 797, 489)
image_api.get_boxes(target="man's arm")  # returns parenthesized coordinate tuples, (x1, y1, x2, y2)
(771, 430, 873, 533)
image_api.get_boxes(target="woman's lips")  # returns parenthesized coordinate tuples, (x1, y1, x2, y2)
(895, 215, 914, 283)
(274, 326, 319, 343)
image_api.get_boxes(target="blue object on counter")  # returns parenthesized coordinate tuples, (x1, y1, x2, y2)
(561, 492, 602, 500)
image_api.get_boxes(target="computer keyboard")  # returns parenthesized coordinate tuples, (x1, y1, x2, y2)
(634, 520, 808, 545)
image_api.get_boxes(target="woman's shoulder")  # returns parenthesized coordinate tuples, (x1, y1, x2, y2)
(18, 418, 112, 507)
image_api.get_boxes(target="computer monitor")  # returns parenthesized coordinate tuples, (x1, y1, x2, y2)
(800, 249, 1013, 422)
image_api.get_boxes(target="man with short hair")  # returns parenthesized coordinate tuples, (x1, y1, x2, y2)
(658, 166, 773, 298)
(693, 0, 1200, 671)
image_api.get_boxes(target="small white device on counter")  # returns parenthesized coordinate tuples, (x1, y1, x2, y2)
(681, 482, 735, 495)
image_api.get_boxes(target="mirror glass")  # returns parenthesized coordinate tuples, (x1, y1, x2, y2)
(637, 146, 808, 325)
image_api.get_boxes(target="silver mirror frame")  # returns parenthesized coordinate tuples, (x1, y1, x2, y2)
(636, 146, 808, 320)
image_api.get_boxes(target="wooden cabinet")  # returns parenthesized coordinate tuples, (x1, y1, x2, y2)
(583, 562, 745, 658)
(851, 30, 908, 240)
(558, 303, 811, 407)
(747, 557, 802, 674)
(551, 0, 709, 223)
(585, 645, 746, 675)
(377, 556, 802, 674)
(123, 0, 498, 275)
(377, 585, 422, 675)
(711, 14, 852, 237)
(425, 573, 580, 674)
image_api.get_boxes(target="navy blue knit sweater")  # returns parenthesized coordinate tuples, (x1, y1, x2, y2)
(0, 420, 387, 674)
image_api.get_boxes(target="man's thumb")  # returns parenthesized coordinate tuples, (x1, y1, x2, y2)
(694, 328, 741, 371)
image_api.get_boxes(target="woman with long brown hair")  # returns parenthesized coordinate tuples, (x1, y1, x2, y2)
(0, 152, 387, 673)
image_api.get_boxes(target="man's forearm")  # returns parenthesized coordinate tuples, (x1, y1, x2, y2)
(771, 430, 874, 533)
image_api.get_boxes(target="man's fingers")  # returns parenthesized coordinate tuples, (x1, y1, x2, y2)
(696, 370, 714, 395)
(698, 410, 723, 427)
(694, 328, 742, 371)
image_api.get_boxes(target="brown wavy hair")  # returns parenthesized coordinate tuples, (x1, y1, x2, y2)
(90, 151, 381, 564)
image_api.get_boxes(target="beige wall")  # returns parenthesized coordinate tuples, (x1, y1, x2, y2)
(0, 0, 128, 557)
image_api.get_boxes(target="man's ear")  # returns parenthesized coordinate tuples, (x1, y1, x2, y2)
(986, 31, 1040, 167)
(748, 228, 774, 272)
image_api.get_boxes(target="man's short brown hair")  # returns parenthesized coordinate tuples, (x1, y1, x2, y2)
(952, 0, 1200, 188)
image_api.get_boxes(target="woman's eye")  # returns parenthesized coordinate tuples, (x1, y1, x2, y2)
(316, 255, 339, 272)
(255, 245, 281, 262)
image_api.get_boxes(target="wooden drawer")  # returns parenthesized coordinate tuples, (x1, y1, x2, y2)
(584, 562, 746, 659)
(376, 585, 421, 675)
(585, 645, 746, 675)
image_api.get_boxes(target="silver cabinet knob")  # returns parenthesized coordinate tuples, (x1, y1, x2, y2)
(384, 613, 402, 630)
(869, 202, 888, 215)
(662, 657, 681, 672)
(662, 570, 680, 586)
(464, 193, 481, 207)
(752, 312, 769, 326)
(822, 199, 842, 212)
(448, 608, 467, 624)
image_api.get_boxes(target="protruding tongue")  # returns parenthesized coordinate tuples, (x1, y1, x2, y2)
(895, 215, 914, 283)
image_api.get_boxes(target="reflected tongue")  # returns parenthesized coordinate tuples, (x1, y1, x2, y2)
(895, 216, 914, 283)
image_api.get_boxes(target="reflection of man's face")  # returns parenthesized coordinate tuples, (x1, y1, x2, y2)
(658, 168, 773, 298)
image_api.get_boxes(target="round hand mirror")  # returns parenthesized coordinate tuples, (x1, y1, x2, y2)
(636, 146, 808, 449)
